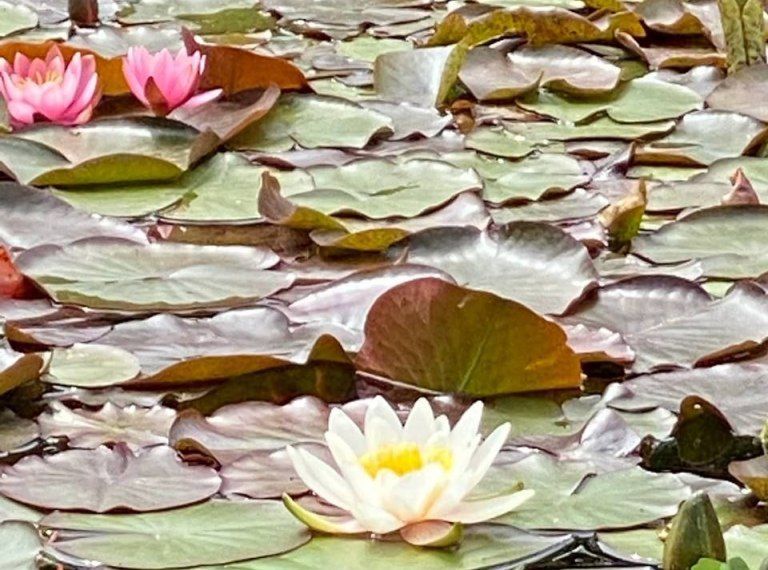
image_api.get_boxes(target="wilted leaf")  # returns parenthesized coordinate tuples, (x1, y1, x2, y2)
(356, 278, 581, 395)
(717, 0, 765, 72)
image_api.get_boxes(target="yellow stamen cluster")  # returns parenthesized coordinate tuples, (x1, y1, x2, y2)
(360, 443, 453, 477)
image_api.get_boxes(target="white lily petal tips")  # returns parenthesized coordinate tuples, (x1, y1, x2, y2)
(284, 397, 533, 545)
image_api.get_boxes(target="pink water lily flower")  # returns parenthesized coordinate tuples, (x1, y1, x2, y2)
(123, 47, 222, 115)
(0, 46, 101, 127)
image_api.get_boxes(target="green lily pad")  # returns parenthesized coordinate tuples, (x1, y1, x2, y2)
(0, 2, 37, 38)
(633, 206, 768, 278)
(17, 240, 293, 311)
(0, 522, 39, 570)
(45, 344, 141, 388)
(723, 525, 768, 569)
(337, 36, 412, 62)
(43, 500, 310, 569)
(231, 94, 393, 151)
(203, 525, 574, 569)
(518, 77, 702, 124)
(482, 453, 691, 530)
(286, 157, 481, 219)
(0, 118, 208, 186)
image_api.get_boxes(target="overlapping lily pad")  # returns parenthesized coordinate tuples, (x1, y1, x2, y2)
(0, 445, 221, 512)
(17, 240, 293, 311)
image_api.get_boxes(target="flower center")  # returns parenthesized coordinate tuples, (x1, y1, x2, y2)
(359, 443, 453, 477)
(19, 69, 62, 87)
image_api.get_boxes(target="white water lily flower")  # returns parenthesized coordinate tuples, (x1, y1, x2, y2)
(283, 396, 534, 546)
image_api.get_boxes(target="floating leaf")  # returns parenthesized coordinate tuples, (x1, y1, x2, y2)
(45, 344, 141, 388)
(0, 2, 38, 38)
(95, 307, 357, 384)
(231, 94, 393, 151)
(0, 521, 39, 570)
(394, 224, 597, 314)
(480, 453, 690, 530)
(17, 240, 292, 311)
(170, 397, 329, 463)
(507, 45, 621, 95)
(356, 278, 581, 395)
(38, 402, 176, 451)
(0, 183, 147, 249)
(43, 500, 310, 569)
(518, 77, 702, 124)
(633, 206, 768, 278)
(0, 445, 220, 512)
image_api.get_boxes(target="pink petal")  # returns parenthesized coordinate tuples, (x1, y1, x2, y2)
(12, 53, 30, 76)
(179, 88, 222, 111)
(7, 100, 36, 125)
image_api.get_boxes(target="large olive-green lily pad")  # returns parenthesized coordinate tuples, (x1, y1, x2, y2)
(336, 36, 412, 62)
(17, 240, 293, 311)
(230, 94, 393, 151)
(636, 111, 768, 166)
(356, 278, 582, 395)
(518, 77, 702, 124)
(395, 224, 597, 314)
(43, 500, 310, 569)
(465, 127, 537, 159)
(480, 453, 691, 530)
(53, 153, 299, 219)
(0, 2, 37, 38)
(492, 189, 609, 224)
(633, 206, 768, 278)
(203, 525, 574, 569)
(1, 118, 208, 186)
(597, 529, 663, 563)
(0, 522, 39, 570)
(285, 158, 481, 219)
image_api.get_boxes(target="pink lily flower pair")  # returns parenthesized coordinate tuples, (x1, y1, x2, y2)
(0, 45, 222, 128)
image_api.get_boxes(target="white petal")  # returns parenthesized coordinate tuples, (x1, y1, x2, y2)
(464, 422, 511, 490)
(442, 490, 535, 524)
(449, 401, 483, 449)
(403, 398, 436, 445)
(349, 501, 406, 534)
(434, 415, 451, 437)
(366, 416, 401, 450)
(450, 433, 481, 477)
(380, 464, 447, 523)
(328, 407, 366, 455)
(325, 432, 379, 503)
(364, 397, 403, 450)
(287, 445, 356, 511)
